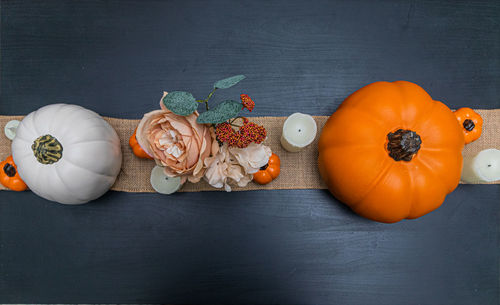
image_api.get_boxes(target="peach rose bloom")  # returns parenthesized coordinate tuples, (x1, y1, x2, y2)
(136, 92, 218, 184)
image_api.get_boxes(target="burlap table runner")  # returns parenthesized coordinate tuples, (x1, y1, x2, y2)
(1, 110, 499, 192)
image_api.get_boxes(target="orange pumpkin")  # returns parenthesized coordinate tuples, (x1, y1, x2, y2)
(0, 155, 28, 191)
(318, 81, 465, 223)
(454, 107, 483, 144)
(253, 153, 280, 185)
(129, 127, 153, 159)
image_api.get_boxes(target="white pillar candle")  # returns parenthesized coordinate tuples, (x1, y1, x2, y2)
(280, 113, 317, 152)
(461, 149, 500, 183)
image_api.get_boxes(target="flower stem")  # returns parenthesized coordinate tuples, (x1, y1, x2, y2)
(229, 116, 246, 125)
(197, 88, 217, 111)
(204, 88, 217, 110)
(206, 88, 217, 102)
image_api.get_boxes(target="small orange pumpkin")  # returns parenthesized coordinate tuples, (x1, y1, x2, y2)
(318, 81, 465, 223)
(0, 155, 28, 191)
(253, 153, 280, 185)
(454, 107, 483, 144)
(129, 127, 153, 159)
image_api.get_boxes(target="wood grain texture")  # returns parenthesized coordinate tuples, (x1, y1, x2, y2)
(0, 0, 499, 304)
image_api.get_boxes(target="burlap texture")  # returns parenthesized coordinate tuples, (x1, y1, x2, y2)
(1, 110, 498, 193)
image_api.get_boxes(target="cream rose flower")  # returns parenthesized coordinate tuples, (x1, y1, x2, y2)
(136, 92, 218, 184)
(228, 142, 272, 174)
(204, 142, 272, 192)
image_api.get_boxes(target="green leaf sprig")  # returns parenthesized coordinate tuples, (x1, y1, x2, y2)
(161, 75, 247, 125)
(197, 100, 241, 124)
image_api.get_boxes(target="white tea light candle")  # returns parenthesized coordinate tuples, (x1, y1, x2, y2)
(4, 120, 20, 140)
(461, 149, 500, 183)
(150, 165, 182, 194)
(281, 113, 317, 152)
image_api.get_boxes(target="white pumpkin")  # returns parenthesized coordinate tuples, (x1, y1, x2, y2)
(11, 104, 122, 204)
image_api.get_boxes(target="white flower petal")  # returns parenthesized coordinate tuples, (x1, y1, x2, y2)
(166, 145, 184, 158)
(229, 143, 272, 174)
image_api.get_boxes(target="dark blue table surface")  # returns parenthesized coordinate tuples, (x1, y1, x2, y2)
(1, 0, 499, 304)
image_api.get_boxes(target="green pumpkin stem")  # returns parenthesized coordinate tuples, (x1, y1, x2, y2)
(32, 135, 63, 164)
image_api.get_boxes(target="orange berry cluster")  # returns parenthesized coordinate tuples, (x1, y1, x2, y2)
(240, 94, 255, 112)
(215, 122, 234, 143)
(215, 120, 267, 148)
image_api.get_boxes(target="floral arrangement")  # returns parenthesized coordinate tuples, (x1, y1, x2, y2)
(134, 75, 275, 192)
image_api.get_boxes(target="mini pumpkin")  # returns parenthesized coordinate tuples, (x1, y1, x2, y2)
(454, 107, 483, 144)
(0, 155, 28, 191)
(129, 127, 153, 159)
(318, 81, 465, 223)
(253, 153, 280, 185)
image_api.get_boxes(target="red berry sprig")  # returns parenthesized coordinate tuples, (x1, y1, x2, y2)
(240, 94, 255, 112)
(214, 94, 266, 148)
(215, 119, 267, 149)
(239, 122, 266, 145)
(214, 122, 234, 143)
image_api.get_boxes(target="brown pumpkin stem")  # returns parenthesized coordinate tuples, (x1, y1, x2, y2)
(3, 163, 16, 177)
(387, 129, 422, 161)
(32, 134, 63, 164)
(260, 163, 269, 171)
(463, 119, 475, 131)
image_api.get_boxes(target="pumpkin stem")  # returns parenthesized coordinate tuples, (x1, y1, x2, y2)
(32, 134, 63, 164)
(387, 129, 421, 161)
(260, 163, 269, 171)
(3, 163, 16, 177)
(463, 119, 475, 131)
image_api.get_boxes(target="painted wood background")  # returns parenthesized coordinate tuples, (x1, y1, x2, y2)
(1, 0, 499, 303)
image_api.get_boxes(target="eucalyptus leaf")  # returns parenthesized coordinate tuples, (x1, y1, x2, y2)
(197, 100, 241, 124)
(213, 75, 246, 89)
(163, 91, 198, 116)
